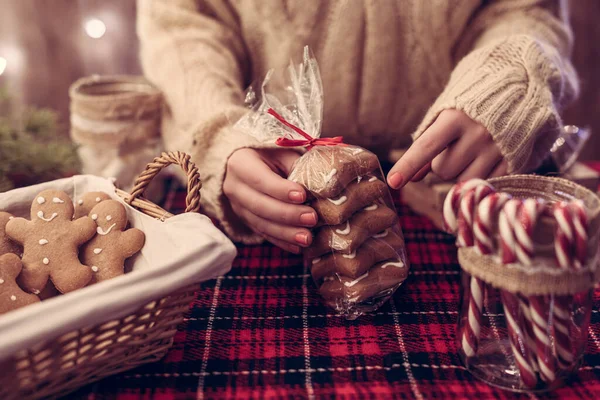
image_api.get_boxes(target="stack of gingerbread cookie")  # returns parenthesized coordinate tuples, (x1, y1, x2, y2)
(289, 145, 409, 314)
(0, 189, 145, 315)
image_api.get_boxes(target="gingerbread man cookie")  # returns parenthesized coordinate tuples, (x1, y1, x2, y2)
(289, 146, 380, 199)
(319, 258, 407, 306)
(310, 229, 404, 281)
(82, 200, 145, 284)
(73, 191, 111, 219)
(312, 176, 388, 226)
(0, 253, 40, 315)
(6, 190, 97, 294)
(0, 212, 21, 256)
(306, 203, 398, 258)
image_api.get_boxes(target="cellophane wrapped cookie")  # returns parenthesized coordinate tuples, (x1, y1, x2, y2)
(236, 47, 409, 319)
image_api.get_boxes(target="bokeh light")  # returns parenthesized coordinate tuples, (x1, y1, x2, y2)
(84, 18, 106, 39)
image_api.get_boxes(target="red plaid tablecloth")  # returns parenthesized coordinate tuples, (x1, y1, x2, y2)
(72, 178, 600, 400)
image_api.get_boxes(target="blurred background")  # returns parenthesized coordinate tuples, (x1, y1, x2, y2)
(0, 0, 598, 162)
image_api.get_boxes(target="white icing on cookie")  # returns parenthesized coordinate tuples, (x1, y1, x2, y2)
(95, 197, 102, 202)
(37, 197, 46, 204)
(37, 211, 58, 222)
(106, 215, 112, 221)
(97, 223, 116, 236)
(91, 214, 98, 221)
(32, 289, 40, 295)
(364, 204, 378, 211)
(368, 176, 377, 182)
(39, 239, 49, 245)
(91, 266, 99, 272)
(311, 258, 321, 265)
(342, 251, 356, 259)
(94, 248, 102, 254)
(381, 261, 404, 269)
(52, 197, 65, 204)
(373, 230, 389, 238)
(327, 196, 347, 206)
(344, 272, 368, 287)
(10, 295, 16, 301)
(77, 199, 84, 205)
(42, 258, 49, 265)
(324, 169, 337, 184)
(335, 222, 351, 235)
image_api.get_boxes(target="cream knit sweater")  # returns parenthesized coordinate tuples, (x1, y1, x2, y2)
(137, 0, 578, 244)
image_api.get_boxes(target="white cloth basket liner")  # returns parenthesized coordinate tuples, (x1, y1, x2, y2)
(0, 175, 237, 362)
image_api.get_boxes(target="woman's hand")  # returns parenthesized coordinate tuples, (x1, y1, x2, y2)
(387, 109, 508, 188)
(224, 148, 317, 253)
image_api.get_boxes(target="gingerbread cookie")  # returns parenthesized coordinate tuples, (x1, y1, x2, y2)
(289, 146, 380, 199)
(6, 190, 97, 294)
(306, 203, 398, 258)
(0, 212, 21, 256)
(73, 191, 111, 219)
(319, 258, 408, 305)
(82, 200, 145, 284)
(0, 253, 40, 315)
(310, 229, 404, 281)
(312, 176, 388, 226)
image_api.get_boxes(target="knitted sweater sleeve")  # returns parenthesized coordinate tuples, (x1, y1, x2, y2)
(413, 0, 579, 173)
(137, 0, 267, 244)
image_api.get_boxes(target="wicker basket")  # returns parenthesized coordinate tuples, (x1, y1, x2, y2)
(0, 152, 204, 400)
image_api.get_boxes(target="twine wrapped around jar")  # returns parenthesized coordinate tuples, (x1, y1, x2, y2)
(69, 75, 162, 152)
(69, 75, 164, 194)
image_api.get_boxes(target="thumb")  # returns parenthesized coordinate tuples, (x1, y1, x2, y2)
(262, 148, 302, 176)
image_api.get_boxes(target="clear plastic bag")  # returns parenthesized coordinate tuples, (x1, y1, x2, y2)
(235, 47, 409, 319)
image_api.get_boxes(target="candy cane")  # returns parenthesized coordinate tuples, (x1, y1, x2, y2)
(529, 295, 558, 384)
(498, 199, 522, 264)
(514, 199, 545, 265)
(553, 201, 575, 270)
(568, 200, 588, 270)
(501, 291, 538, 388)
(474, 192, 511, 255)
(443, 179, 493, 358)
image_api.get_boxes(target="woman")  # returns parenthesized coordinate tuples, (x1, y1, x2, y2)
(137, 0, 578, 253)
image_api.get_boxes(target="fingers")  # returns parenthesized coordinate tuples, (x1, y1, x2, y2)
(489, 159, 509, 178)
(387, 113, 461, 188)
(229, 149, 306, 203)
(456, 145, 503, 182)
(229, 183, 317, 227)
(411, 162, 432, 182)
(239, 208, 313, 247)
(263, 234, 301, 254)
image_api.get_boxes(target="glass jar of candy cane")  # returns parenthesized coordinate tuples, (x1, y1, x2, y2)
(444, 175, 600, 392)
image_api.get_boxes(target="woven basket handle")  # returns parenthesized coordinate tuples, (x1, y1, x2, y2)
(128, 151, 202, 213)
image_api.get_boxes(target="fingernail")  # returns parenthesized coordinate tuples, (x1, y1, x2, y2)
(388, 172, 404, 189)
(295, 232, 310, 246)
(300, 212, 317, 226)
(289, 191, 305, 203)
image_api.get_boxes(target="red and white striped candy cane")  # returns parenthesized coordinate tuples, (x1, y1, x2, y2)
(529, 295, 558, 384)
(498, 199, 522, 264)
(552, 294, 575, 370)
(514, 199, 545, 265)
(553, 201, 576, 270)
(443, 179, 493, 358)
(501, 291, 538, 388)
(443, 179, 490, 233)
(473, 192, 511, 255)
(498, 198, 543, 386)
(568, 200, 588, 269)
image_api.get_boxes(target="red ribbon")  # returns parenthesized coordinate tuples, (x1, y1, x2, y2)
(267, 108, 344, 150)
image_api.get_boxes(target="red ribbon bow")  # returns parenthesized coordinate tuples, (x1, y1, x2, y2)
(267, 108, 344, 150)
